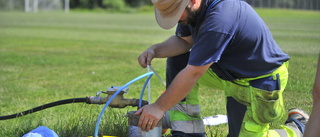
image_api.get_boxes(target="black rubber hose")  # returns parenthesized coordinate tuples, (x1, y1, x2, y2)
(0, 97, 88, 120)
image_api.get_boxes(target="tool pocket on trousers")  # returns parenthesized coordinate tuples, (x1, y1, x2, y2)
(249, 75, 284, 124)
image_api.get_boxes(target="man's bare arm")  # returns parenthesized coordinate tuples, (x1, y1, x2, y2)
(136, 63, 212, 131)
(137, 35, 193, 68)
(304, 53, 320, 137)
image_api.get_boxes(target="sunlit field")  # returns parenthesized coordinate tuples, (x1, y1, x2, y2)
(0, 9, 319, 136)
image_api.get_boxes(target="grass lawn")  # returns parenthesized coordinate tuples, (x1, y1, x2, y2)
(0, 9, 319, 137)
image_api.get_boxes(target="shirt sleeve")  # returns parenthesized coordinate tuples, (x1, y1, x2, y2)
(175, 23, 192, 37)
(188, 31, 234, 66)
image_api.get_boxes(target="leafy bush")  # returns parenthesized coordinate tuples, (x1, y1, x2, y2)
(103, 0, 127, 11)
(125, 0, 152, 8)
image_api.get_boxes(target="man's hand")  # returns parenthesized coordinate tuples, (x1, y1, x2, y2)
(137, 35, 193, 68)
(134, 103, 165, 132)
(137, 49, 155, 68)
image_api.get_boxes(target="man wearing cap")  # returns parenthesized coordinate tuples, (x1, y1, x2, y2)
(136, 0, 309, 136)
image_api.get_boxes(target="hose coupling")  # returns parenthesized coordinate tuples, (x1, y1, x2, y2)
(86, 86, 148, 108)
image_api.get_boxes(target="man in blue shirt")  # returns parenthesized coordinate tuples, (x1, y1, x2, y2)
(136, 0, 309, 136)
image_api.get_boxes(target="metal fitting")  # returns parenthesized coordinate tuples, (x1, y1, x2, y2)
(86, 86, 148, 108)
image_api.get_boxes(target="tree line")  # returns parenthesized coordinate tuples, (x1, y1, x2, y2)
(0, 0, 319, 11)
(70, 0, 319, 10)
(70, 0, 152, 9)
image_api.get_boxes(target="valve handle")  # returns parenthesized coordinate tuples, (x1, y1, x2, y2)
(95, 91, 106, 96)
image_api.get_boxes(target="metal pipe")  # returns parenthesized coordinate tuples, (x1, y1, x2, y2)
(86, 90, 148, 108)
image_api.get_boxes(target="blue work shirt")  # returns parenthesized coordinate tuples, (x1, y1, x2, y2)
(176, 0, 290, 80)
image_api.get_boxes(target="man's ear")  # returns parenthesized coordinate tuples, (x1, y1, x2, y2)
(188, 0, 201, 9)
(190, 0, 198, 6)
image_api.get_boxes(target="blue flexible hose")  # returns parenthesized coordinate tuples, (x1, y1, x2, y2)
(138, 74, 153, 108)
(94, 72, 154, 137)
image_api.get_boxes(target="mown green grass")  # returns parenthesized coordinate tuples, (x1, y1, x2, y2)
(0, 9, 319, 137)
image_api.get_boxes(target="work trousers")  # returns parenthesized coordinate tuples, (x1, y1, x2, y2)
(164, 52, 303, 137)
